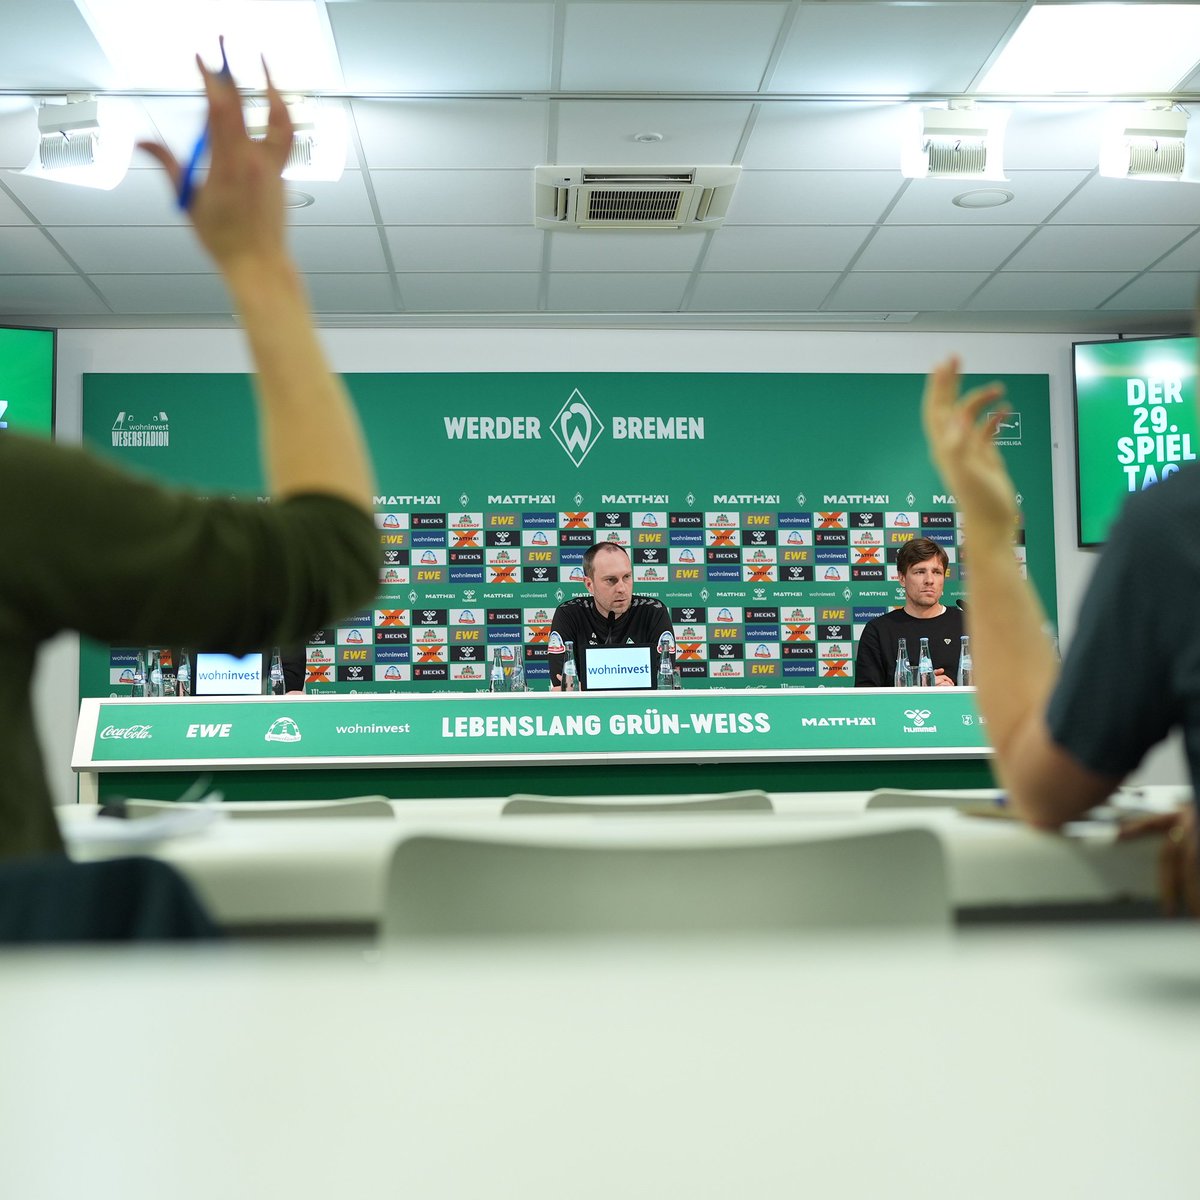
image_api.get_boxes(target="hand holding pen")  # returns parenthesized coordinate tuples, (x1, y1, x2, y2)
(137, 38, 295, 277)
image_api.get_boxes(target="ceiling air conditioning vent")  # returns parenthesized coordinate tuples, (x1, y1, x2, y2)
(534, 166, 740, 230)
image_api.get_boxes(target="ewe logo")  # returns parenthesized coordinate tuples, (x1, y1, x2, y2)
(551, 389, 604, 467)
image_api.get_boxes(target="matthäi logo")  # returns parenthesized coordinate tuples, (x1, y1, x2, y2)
(551, 388, 605, 467)
(112, 410, 170, 448)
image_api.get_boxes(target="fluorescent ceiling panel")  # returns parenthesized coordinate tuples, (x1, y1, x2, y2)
(73, 0, 341, 91)
(981, 5, 1200, 94)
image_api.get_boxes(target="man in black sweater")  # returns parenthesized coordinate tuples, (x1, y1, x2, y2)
(549, 542, 675, 690)
(853, 536, 964, 687)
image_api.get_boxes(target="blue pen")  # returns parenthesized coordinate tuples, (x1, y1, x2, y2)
(177, 40, 231, 211)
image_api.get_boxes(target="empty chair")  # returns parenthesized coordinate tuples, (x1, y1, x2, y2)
(866, 789, 1002, 810)
(381, 827, 948, 938)
(119, 797, 394, 819)
(501, 791, 773, 816)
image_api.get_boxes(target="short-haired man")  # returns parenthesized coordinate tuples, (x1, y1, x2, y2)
(853, 536, 964, 687)
(548, 542, 675, 690)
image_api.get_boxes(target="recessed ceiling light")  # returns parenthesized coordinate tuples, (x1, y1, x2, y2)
(980, 5, 1200, 94)
(952, 189, 1013, 210)
(284, 190, 315, 209)
(633, 132, 664, 143)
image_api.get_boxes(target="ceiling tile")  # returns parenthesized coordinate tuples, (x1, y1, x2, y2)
(547, 272, 690, 312)
(1003, 105, 1110, 171)
(1006, 225, 1195, 272)
(0, 106, 38, 171)
(704, 226, 871, 272)
(855, 225, 1034, 271)
(387, 225, 545, 271)
(1102, 273, 1200, 311)
(290, 226, 388, 273)
(284, 173, 378, 226)
(1152, 232, 1200, 273)
(1052, 176, 1200, 225)
(728, 171, 903, 224)
(968, 272, 1136, 310)
(91, 274, 233, 315)
(770, 3, 1025, 94)
(3, 169, 187, 227)
(0, 227, 81, 273)
(689, 272, 839, 311)
(829, 272, 990, 311)
(306, 274, 398, 313)
(548, 230, 706, 272)
(0, 0, 116, 91)
(372, 170, 533, 225)
(46, 226, 210, 273)
(398, 273, 541, 311)
(554, 101, 753, 166)
(352, 100, 548, 169)
(561, 2, 787, 90)
(885, 172, 1091, 226)
(740, 103, 909, 171)
(0, 274, 110, 317)
(0, 185, 33, 226)
(331, 2, 555, 90)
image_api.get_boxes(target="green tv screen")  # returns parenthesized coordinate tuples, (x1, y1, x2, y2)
(0, 325, 56, 438)
(1073, 335, 1198, 547)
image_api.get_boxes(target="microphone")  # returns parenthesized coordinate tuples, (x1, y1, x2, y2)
(956, 599, 967, 612)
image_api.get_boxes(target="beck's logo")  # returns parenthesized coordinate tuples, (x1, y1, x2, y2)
(550, 389, 605, 467)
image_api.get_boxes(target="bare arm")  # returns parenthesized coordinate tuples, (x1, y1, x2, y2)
(139, 51, 373, 515)
(921, 357, 1120, 827)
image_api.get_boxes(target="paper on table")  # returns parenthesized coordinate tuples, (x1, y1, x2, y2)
(60, 806, 223, 849)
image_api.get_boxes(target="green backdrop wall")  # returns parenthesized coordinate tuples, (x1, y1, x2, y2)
(81, 371, 1057, 695)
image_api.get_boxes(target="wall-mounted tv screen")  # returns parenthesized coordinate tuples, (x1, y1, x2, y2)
(0, 324, 56, 438)
(1072, 334, 1198, 547)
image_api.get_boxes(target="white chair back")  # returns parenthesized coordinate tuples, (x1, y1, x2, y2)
(381, 827, 948, 937)
(501, 791, 773, 815)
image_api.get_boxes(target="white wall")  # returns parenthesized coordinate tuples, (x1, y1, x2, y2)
(38, 324, 1184, 805)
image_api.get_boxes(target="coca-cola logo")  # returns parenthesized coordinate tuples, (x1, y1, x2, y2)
(100, 724, 153, 740)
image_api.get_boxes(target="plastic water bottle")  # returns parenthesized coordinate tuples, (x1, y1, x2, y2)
(917, 637, 934, 688)
(147, 649, 163, 698)
(561, 640, 578, 692)
(956, 635, 973, 686)
(893, 638, 913, 688)
(489, 647, 506, 693)
(269, 647, 286, 695)
(176, 649, 192, 697)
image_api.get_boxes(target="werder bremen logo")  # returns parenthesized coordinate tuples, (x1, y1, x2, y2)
(551, 389, 604, 467)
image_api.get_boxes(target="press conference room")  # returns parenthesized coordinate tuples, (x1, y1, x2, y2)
(3, 3, 1200, 1197)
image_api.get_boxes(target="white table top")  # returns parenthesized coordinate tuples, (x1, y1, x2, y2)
(57, 791, 1167, 927)
(2, 925, 1199, 1199)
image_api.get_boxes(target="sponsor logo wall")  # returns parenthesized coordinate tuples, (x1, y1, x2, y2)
(81, 372, 1056, 694)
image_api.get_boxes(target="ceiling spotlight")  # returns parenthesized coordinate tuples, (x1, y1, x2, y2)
(20, 95, 135, 190)
(1099, 104, 1192, 181)
(900, 101, 1007, 181)
(244, 97, 347, 183)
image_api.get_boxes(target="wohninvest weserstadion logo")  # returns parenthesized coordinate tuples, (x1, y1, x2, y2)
(112, 410, 170, 448)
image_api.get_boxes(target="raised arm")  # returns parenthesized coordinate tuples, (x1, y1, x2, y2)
(138, 49, 373, 515)
(921, 356, 1118, 827)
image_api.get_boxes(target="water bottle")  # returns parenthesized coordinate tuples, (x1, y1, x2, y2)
(893, 638, 913, 688)
(146, 649, 163, 698)
(561, 640, 578, 692)
(657, 650, 674, 690)
(917, 637, 934, 687)
(131, 650, 147, 698)
(956, 634, 973, 686)
(269, 647, 286, 695)
(489, 647, 507, 693)
(176, 649, 192, 697)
